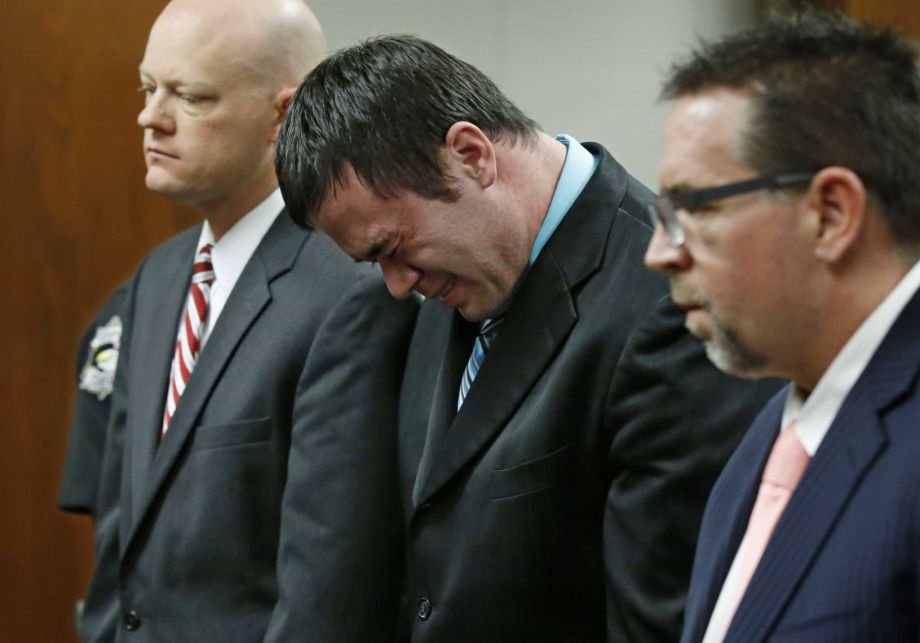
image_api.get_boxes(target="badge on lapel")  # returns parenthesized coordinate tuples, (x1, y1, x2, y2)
(78, 315, 122, 401)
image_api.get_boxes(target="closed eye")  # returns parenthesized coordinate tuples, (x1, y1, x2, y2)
(359, 239, 388, 264)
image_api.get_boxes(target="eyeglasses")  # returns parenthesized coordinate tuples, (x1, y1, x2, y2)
(648, 172, 816, 247)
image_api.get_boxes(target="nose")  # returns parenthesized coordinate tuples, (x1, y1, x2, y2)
(137, 90, 174, 132)
(378, 256, 422, 299)
(644, 224, 691, 273)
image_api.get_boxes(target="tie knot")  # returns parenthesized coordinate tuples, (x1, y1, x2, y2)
(192, 244, 215, 285)
(479, 317, 503, 349)
(761, 422, 810, 490)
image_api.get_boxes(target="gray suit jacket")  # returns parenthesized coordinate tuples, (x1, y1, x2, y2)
(396, 145, 781, 642)
(80, 211, 417, 642)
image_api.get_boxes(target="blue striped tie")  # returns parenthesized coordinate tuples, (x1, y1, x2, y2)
(457, 317, 503, 410)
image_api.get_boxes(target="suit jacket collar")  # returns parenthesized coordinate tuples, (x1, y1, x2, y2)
(411, 146, 634, 510)
(124, 211, 308, 553)
(689, 287, 920, 642)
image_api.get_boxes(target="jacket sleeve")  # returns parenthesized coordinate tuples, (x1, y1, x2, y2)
(603, 296, 781, 642)
(58, 279, 131, 515)
(263, 273, 419, 642)
(78, 270, 142, 643)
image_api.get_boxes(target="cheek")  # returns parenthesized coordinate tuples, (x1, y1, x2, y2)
(173, 117, 212, 153)
(705, 250, 788, 333)
(190, 128, 255, 178)
(686, 243, 755, 313)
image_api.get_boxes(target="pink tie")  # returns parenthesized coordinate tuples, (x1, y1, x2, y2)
(722, 421, 810, 638)
(161, 244, 215, 437)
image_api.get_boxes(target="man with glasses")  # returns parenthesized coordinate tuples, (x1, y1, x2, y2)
(276, 35, 778, 641)
(645, 12, 920, 642)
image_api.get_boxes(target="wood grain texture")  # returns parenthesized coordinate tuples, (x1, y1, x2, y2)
(0, 1, 197, 640)
(847, 0, 920, 38)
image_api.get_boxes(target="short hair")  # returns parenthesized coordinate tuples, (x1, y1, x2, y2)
(662, 11, 920, 256)
(276, 34, 539, 227)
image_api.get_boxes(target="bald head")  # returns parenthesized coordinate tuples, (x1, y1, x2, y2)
(153, 0, 326, 91)
(138, 0, 326, 228)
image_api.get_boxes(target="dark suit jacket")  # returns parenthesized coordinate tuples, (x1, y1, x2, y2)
(79, 210, 418, 642)
(681, 288, 920, 643)
(59, 280, 130, 515)
(396, 145, 781, 642)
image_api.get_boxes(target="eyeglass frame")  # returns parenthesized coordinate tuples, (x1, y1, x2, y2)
(648, 172, 816, 247)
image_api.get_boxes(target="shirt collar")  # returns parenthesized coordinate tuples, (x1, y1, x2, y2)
(783, 258, 920, 455)
(197, 188, 284, 289)
(528, 134, 597, 266)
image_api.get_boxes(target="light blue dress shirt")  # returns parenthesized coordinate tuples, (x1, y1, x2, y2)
(528, 134, 599, 266)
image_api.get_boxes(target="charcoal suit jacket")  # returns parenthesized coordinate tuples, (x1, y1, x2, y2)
(395, 145, 781, 642)
(79, 210, 418, 642)
(681, 288, 920, 643)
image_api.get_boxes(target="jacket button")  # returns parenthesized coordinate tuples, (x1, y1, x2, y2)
(417, 597, 431, 620)
(122, 611, 142, 631)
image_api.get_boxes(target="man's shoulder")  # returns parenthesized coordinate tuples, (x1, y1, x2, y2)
(275, 227, 386, 313)
(581, 142, 656, 219)
(542, 142, 656, 266)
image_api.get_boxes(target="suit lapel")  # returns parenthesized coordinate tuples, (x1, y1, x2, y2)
(726, 393, 885, 642)
(125, 211, 308, 551)
(725, 287, 920, 642)
(412, 148, 626, 509)
(411, 310, 477, 506)
(126, 228, 198, 528)
(681, 396, 785, 643)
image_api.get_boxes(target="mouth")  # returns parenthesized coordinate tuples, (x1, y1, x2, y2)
(674, 300, 703, 313)
(433, 276, 457, 302)
(146, 147, 178, 159)
(420, 276, 458, 304)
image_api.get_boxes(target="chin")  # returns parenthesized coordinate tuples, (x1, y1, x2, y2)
(684, 312, 711, 341)
(145, 171, 175, 193)
(467, 296, 507, 323)
(703, 333, 769, 380)
(145, 174, 193, 202)
(457, 306, 483, 323)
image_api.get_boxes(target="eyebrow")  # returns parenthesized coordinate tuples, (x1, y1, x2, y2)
(354, 239, 388, 263)
(659, 181, 697, 195)
(137, 67, 214, 92)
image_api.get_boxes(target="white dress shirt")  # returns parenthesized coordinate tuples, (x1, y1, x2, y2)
(701, 258, 920, 643)
(191, 188, 284, 347)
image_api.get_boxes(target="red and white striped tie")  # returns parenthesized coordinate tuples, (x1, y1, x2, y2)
(161, 244, 215, 437)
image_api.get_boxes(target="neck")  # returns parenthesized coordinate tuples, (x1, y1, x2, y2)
(198, 180, 277, 241)
(790, 252, 911, 391)
(506, 132, 569, 252)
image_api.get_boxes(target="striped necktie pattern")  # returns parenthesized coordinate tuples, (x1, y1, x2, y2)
(457, 317, 503, 410)
(161, 244, 215, 437)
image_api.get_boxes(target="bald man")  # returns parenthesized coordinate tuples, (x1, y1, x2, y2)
(76, 1, 416, 641)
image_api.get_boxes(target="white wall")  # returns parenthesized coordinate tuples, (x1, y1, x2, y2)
(308, 0, 759, 188)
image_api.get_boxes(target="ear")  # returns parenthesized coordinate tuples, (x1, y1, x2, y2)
(442, 122, 497, 189)
(803, 166, 867, 264)
(270, 87, 297, 144)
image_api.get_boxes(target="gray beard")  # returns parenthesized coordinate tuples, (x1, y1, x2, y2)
(699, 314, 768, 379)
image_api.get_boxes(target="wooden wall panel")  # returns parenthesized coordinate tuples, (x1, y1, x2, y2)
(847, 0, 920, 38)
(0, 1, 196, 640)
